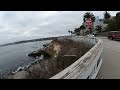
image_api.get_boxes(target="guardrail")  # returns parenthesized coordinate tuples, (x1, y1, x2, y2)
(50, 36, 103, 79)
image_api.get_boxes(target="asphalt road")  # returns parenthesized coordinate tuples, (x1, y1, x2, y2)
(97, 37, 120, 79)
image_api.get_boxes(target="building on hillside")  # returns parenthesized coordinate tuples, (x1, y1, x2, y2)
(94, 16, 108, 31)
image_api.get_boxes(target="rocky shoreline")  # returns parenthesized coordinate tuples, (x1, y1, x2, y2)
(5, 38, 94, 79)
(4, 55, 44, 78)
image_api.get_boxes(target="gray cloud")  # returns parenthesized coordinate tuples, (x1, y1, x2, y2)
(0, 11, 119, 44)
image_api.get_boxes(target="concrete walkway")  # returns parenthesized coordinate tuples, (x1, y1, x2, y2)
(97, 37, 120, 79)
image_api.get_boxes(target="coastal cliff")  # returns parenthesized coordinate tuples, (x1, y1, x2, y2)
(5, 38, 93, 79)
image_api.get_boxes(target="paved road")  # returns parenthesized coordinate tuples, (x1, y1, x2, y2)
(97, 37, 120, 79)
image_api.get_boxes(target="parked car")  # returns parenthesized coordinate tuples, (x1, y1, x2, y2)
(108, 31, 120, 40)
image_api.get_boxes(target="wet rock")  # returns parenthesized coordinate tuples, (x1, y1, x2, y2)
(43, 43, 49, 47)
(7, 71, 29, 79)
(28, 49, 50, 58)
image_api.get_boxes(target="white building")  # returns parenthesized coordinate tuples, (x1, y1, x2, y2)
(94, 16, 108, 31)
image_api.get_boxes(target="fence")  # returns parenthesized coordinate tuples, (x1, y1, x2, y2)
(50, 35, 103, 79)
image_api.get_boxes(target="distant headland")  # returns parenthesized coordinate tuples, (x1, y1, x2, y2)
(0, 35, 70, 47)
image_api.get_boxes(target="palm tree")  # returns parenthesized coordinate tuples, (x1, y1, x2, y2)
(80, 25, 86, 35)
(83, 12, 95, 23)
(83, 12, 95, 34)
(104, 11, 111, 20)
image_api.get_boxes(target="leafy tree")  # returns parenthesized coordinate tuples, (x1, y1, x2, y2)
(79, 25, 86, 35)
(116, 12, 120, 20)
(104, 11, 111, 20)
(74, 28, 80, 36)
(95, 25, 102, 32)
(80, 25, 85, 30)
(106, 20, 117, 31)
(106, 12, 120, 31)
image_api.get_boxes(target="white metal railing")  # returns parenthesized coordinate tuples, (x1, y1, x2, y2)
(50, 36, 103, 79)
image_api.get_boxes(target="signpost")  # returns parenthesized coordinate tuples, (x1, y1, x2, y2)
(85, 18, 92, 29)
(85, 18, 93, 34)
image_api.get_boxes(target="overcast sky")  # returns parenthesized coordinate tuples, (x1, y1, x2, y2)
(0, 11, 119, 44)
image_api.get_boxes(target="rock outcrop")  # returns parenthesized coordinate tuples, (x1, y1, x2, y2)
(5, 38, 94, 79)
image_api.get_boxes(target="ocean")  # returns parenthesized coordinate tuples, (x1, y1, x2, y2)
(0, 40, 52, 78)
